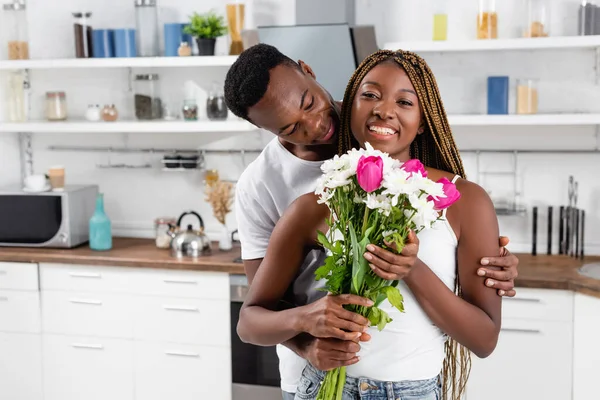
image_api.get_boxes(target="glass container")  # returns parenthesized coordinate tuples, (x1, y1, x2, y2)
(516, 79, 539, 115)
(45, 91, 67, 121)
(522, 0, 550, 38)
(182, 99, 198, 121)
(155, 217, 176, 249)
(477, 0, 498, 39)
(3, 0, 28, 60)
(432, 0, 448, 41)
(134, 74, 162, 120)
(578, 1, 598, 35)
(6, 70, 26, 122)
(226, 2, 245, 55)
(206, 82, 228, 121)
(101, 104, 118, 122)
(135, 0, 159, 57)
(89, 193, 112, 251)
(73, 12, 93, 58)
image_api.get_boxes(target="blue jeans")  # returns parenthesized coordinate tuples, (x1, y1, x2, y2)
(294, 364, 441, 400)
(283, 391, 295, 400)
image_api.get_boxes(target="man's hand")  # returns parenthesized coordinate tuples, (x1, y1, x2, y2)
(302, 334, 371, 371)
(363, 230, 420, 280)
(478, 236, 519, 297)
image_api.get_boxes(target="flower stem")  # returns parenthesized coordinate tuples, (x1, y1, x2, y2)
(361, 207, 370, 236)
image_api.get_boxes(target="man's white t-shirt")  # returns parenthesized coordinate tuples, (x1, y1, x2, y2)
(235, 137, 327, 393)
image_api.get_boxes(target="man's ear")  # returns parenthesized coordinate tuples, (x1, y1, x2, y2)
(298, 60, 316, 79)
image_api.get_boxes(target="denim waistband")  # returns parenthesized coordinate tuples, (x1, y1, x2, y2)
(303, 363, 440, 398)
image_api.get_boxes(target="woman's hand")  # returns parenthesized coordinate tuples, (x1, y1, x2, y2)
(297, 294, 374, 341)
(302, 334, 371, 371)
(363, 230, 420, 280)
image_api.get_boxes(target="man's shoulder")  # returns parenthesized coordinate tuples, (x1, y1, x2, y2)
(236, 138, 283, 195)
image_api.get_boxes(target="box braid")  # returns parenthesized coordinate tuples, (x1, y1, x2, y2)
(338, 49, 470, 400)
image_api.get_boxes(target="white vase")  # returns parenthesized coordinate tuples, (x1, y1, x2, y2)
(218, 224, 232, 251)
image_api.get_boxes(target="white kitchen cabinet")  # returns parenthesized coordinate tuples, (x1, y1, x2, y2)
(573, 292, 600, 400)
(43, 334, 135, 400)
(0, 332, 43, 400)
(466, 288, 574, 400)
(134, 341, 232, 400)
(0, 289, 40, 333)
(0, 262, 39, 291)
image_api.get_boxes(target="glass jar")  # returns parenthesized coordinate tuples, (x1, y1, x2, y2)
(523, 0, 550, 38)
(226, 2, 246, 55)
(102, 104, 118, 122)
(3, 0, 29, 60)
(206, 82, 228, 121)
(85, 104, 101, 122)
(154, 217, 176, 249)
(516, 79, 539, 115)
(578, 1, 598, 35)
(135, 0, 159, 57)
(6, 70, 26, 122)
(45, 91, 67, 121)
(432, 0, 448, 41)
(182, 99, 198, 121)
(477, 0, 498, 39)
(73, 12, 93, 58)
(134, 74, 163, 120)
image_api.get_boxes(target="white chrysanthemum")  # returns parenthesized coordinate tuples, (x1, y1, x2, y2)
(382, 229, 398, 238)
(408, 172, 446, 199)
(364, 193, 392, 216)
(381, 168, 416, 197)
(405, 193, 439, 229)
(362, 142, 399, 175)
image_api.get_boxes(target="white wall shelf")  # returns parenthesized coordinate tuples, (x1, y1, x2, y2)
(385, 35, 600, 53)
(0, 120, 256, 133)
(0, 56, 238, 70)
(448, 113, 600, 126)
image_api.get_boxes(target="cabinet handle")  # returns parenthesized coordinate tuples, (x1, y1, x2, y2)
(72, 343, 104, 350)
(69, 272, 102, 279)
(501, 328, 541, 334)
(504, 297, 541, 303)
(165, 350, 200, 358)
(69, 298, 103, 305)
(0, 296, 7, 301)
(163, 279, 197, 285)
(163, 305, 199, 312)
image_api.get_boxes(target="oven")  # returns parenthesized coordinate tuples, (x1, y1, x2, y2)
(230, 274, 282, 400)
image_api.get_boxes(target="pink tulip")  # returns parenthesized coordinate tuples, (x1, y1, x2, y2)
(356, 155, 384, 193)
(402, 159, 427, 177)
(429, 177, 461, 210)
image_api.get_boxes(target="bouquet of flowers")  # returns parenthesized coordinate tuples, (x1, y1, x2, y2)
(313, 143, 461, 400)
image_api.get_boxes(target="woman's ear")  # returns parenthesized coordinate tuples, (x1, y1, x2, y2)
(298, 60, 316, 79)
(417, 122, 425, 135)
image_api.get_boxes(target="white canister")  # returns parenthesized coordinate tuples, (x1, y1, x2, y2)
(85, 104, 102, 122)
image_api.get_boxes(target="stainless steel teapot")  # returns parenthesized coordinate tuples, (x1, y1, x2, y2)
(167, 211, 211, 258)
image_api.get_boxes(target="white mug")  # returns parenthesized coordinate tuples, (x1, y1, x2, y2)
(24, 174, 48, 191)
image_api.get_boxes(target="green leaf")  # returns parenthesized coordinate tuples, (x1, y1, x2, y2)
(349, 222, 369, 295)
(377, 308, 392, 331)
(317, 230, 334, 252)
(367, 306, 381, 327)
(380, 286, 405, 313)
(315, 256, 335, 281)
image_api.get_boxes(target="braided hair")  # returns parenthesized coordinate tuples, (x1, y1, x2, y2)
(338, 49, 470, 399)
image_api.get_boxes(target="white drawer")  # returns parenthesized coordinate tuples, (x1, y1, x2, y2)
(502, 288, 573, 322)
(133, 296, 230, 346)
(0, 333, 43, 400)
(134, 341, 231, 400)
(42, 291, 134, 339)
(130, 269, 230, 300)
(43, 334, 134, 400)
(40, 263, 132, 293)
(0, 290, 40, 333)
(0, 262, 39, 291)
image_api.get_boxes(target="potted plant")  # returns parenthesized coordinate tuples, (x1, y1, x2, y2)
(183, 11, 228, 56)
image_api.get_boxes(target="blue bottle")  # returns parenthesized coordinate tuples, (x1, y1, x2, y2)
(487, 76, 509, 115)
(89, 193, 112, 251)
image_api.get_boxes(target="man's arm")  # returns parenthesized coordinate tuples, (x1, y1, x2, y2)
(478, 236, 519, 297)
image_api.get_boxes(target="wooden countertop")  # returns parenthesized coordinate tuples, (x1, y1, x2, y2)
(0, 237, 245, 274)
(1, 238, 600, 297)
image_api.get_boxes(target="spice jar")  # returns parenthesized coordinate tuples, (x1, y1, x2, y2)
(45, 92, 67, 121)
(578, 1, 598, 35)
(134, 74, 163, 120)
(477, 0, 498, 39)
(432, 0, 448, 41)
(73, 12, 93, 58)
(101, 104, 118, 122)
(206, 82, 228, 121)
(3, 0, 28, 60)
(178, 42, 192, 56)
(182, 99, 198, 121)
(522, 0, 550, 38)
(155, 217, 176, 249)
(6, 70, 26, 122)
(135, 0, 159, 57)
(85, 104, 101, 122)
(516, 79, 539, 115)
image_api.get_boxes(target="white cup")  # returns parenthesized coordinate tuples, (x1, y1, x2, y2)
(24, 174, 48, 191)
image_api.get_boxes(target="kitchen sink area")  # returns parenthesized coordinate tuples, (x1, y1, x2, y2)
(578, 263, 600, 280)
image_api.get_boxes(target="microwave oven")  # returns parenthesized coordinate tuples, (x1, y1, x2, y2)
(0, 184, 98, 248)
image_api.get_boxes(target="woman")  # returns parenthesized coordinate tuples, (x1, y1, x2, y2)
(237, 50, 502, 400)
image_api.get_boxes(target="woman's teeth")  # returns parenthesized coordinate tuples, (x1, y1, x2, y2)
(368, 126, 396, 136)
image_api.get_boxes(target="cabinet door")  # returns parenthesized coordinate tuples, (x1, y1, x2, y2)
(0, 333, 43, 400)
(466, 319, 572, 400)
(134, 341, 231, 400)
(0, 290, 41, 333)
(573, 293, 600, 400)
(43, 334, 134, 400)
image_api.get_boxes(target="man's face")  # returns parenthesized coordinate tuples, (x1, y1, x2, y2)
(247, 62, 340, 146)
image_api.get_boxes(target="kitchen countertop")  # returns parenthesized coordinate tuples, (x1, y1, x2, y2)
(1, 238, 600, 297)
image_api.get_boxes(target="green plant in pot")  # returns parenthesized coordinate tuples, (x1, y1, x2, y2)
(184, 11, 228, 56)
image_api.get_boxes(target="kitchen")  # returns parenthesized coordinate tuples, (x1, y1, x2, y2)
(0, 0, 600, 399)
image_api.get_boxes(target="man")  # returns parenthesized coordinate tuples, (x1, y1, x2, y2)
(224, 44, 519, 399)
